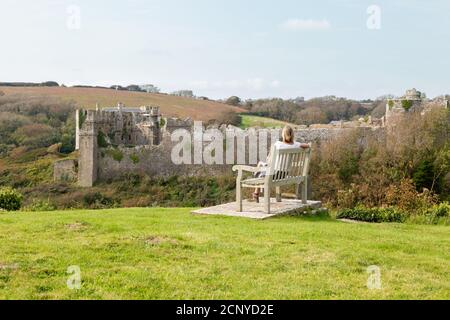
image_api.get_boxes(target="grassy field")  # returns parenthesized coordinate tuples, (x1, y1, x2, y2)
(0, 86, 245, 121)
(240, 114, 297, 129)
(0, 208, 448, 300)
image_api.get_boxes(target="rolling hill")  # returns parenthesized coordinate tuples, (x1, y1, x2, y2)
(0, 86, 245, 121)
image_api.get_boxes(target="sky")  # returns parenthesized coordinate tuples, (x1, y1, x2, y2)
(0, 0, 449, 100)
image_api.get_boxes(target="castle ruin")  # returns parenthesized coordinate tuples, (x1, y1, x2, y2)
(385, 88, 448, 125)
(54, 89, 448, 187)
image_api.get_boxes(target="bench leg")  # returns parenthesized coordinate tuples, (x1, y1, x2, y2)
(236, 181, 242, 212)
(276, 187, 282, 202)
(295, 183, 301, 200)
(264, 185, 270, 214)
(302, 177, 308, 205)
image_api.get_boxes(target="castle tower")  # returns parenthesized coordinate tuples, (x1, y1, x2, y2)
(75, 110, 80, 150)
(150, 106, 161, 145)
(78, 110, 98, 187)
(385, 88, 424, 126)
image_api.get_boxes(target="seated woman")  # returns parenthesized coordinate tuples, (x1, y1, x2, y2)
(252, 125, 310, 202)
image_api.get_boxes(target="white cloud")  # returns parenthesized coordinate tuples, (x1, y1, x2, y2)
(280, 18, 331, 31)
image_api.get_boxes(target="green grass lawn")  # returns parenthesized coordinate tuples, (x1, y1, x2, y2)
(240, 114, 296, 129)
(0, 208, 449, 300)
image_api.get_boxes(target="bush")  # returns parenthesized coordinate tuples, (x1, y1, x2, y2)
(429, 202, 450, 218)
(387, 100, 394, 109)
(336, 206, 406, 223)
(425, 202, 450, 223)
(401, 100, 413, 111)
(24, 199, 56, 212)
(82, 192, 116, 209)
(105, 148, 124, 162)
(129, 154, 140, 164)
(97, 131, 109, 148)
(225, 96, 241, 106)
(0, 187, 23, 211)
(385, 179, 437, 214)
(13, 123, 58, 149)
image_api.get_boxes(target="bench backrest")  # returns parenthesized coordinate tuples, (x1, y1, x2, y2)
(266, 144, 312, 183)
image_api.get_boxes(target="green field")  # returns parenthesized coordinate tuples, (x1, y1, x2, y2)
(240, 114, 297, 129)
(0, 208, 449, 300)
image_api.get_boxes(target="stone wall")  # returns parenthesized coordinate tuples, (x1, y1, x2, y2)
(95, 126, 369, 182)
(74, 106, 382, 186)
(54, 159, 78, 182)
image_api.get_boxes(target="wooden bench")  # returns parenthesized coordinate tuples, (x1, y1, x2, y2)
(232, 144, 312, 214)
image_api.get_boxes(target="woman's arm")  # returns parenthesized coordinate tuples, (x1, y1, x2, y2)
(300, 143, 310, 149)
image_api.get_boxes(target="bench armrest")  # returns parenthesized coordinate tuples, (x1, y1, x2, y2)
(232, 165, 260, 173)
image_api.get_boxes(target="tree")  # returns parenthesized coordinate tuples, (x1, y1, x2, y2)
(13, 123, 57, 149)
(140, 84, 160, 94)
(40, 81, 59, 87)
(371, 101, 387, 118)
(225, 96, 242, 106)
(126, 85, 143, 92)
(296, 107, 328, 125)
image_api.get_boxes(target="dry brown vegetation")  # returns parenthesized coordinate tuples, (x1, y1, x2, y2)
(312, 108, 450, 209)
(0, 86, 245, 121)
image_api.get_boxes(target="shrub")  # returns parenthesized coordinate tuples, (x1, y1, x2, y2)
(0, 187, 23, 211)
(336, 206, 406, 223)
(426, 202, 450, 220)
(413, 158, 436, 192)
(78, 110, 86, 129)
(105, 148, 124, 162)
(401, 100, 413, 111)
(129, 154, 140, 164)
(13, 123, 57, 149)
(97, 131, 109, 148)
(82, 192, 116, 209)
(388, 100, 394, 110)
(385, 179, 437, 214)
(337, 184, 360, 208)
(24, 199, 56, 212)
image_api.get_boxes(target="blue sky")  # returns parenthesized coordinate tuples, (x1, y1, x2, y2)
(1, 0, 449, 99)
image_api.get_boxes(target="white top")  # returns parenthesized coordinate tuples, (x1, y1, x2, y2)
(258, 141, 302, 174)
(274, 141, 301, 150)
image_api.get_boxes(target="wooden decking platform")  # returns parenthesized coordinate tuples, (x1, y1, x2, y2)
(192, 199, 323, 220)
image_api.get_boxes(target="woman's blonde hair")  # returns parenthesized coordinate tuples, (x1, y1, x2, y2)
(282, 125, 294, 144)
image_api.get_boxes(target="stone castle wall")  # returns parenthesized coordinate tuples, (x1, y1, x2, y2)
(54, 159, 78, 182)
(95, 126, 376, 183)
(67, 88, 447, 187)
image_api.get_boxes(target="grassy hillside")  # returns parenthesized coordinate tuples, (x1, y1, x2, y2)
(0, 208, 448, 299)
(240, 114, 298, 129)
(0, 86, 245, 121)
